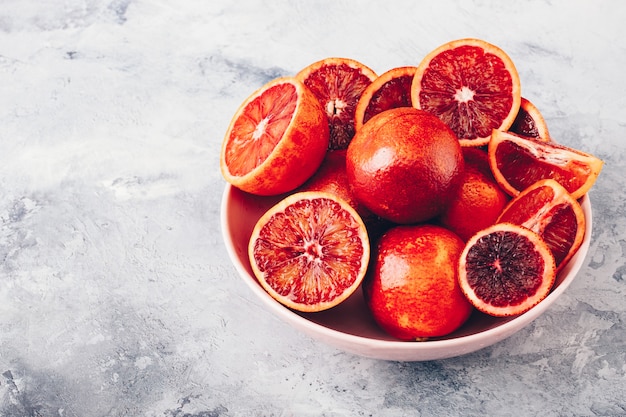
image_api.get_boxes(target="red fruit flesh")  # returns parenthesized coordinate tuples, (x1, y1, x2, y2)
(362, 74, 414, 125)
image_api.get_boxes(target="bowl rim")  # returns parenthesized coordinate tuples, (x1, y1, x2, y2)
(220, 184, 592, 360)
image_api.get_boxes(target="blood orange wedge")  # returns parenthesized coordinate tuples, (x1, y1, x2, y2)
(411, 38, 522, 147)
(497, 179, 585, 274)
(220, 76, 329, 196)
(508, 97, 550, 141)
(354, 66, 417, 130)
(296, 57, 377, 150)
(488, 129, 604, 199)
(248, 191, 370, 312)
(458, 223, 556, 317)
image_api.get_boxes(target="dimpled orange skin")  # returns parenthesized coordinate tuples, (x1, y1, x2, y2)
(346, 107, 464, 224)
(297, 150, 375, 224)
(438, 168, 510, 241)
(363, 224, 474, 340)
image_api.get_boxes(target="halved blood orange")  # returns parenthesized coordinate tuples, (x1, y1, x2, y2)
(497, 179, 585, 274)
(248, 191, 370, 312)
(488, 129, 604, 199)
(354, 66, 417, 130)
(508, 97, 550, 141)
(458, 222, 556, 317)
(296, 57, 377, 150)
(411, 38, 522, 147)
(220, 76, 329, 196)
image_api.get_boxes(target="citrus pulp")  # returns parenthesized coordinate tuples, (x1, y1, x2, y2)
(296, 57, 377, 150)
(220, 77, 329, 196)
(488, 129, 604, 199)
(248, 191, 370, 312)
(354, 66, 417, 130)
(458, 222, 556, 317)
(497, 179, 585, 273)
(411, 38, 522, 147)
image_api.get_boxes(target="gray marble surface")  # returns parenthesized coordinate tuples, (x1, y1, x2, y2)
(1, 1, 625, 416)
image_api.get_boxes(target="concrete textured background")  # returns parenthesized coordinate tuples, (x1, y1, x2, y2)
(1, 1, 624, 416)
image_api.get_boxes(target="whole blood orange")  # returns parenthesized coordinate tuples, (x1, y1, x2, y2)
(438, 168, 509, 241)
(488, 129, 604, 199)
(346, 107, 464, 224)
(354, 66, 417, 131)
(458, 222, 556, 317)
(248, 191, 370, 312)
(411, 38, 522, 147)
(220, 77, 329, 196)
(297, 149, 375, 225)
(363, 224, 473, 340)
(497, 179, 585, 274)
(462, 147, 495, 180)
(296, 57, 377, 150)
(508, 97, 551, 141)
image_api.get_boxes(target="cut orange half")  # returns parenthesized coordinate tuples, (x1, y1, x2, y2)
(220, 76, 329, 196)
(458, 222, 556, 317)
(497, 179, 585, 274)
(411, 38, 522, 147)
(509, 97, 550, 141)
(296, 57, 377, 150)
(488, 129, 604, 199)
(248, 191, 370, 312)
(354, 66, 417, 130)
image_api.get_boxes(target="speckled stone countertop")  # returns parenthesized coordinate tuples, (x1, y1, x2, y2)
(1, 1, 625, 416)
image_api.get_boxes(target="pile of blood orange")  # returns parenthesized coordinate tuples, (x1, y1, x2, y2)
(220, 38, 603, 341)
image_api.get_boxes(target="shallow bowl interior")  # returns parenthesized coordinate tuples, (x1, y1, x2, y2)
(220, 184, 592, 361)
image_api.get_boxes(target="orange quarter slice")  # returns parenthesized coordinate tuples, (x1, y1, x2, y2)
(497, 179, 585, 274)
(488, 129, 603, 199)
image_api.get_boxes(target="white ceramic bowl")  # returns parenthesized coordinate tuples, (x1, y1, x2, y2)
(220, 184, 592, 361)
